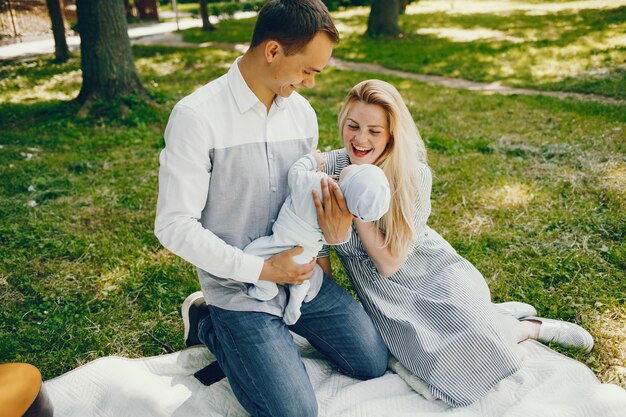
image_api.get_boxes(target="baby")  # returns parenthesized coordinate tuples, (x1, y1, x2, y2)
(244, 151, 391, 324)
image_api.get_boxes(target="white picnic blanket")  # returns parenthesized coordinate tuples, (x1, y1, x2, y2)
(45, 334, 626, 417)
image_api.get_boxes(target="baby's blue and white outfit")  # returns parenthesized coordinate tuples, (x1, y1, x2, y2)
(244, 153, 391, 324)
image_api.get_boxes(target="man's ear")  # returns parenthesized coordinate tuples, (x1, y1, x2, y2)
(264, 40, 282, 63)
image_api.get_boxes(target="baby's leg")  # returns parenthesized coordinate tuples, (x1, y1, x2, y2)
(283, 281, 311, 325)
(248, 280, 279, 301)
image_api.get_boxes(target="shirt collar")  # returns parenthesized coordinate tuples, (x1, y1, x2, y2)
(228, 57, 287, 114)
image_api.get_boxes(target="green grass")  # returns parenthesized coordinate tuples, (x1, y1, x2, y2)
(159, 2, 199, 16)
(181, 17, 255, 44)
(178, 1, 626, 99)
(334, 4, 626, 99)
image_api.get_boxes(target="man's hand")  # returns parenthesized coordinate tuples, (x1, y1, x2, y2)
(313, 177, 353, 244)
(259, 246, 315, 285)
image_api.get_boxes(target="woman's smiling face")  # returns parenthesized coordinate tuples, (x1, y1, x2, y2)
(342, 101, 391, 165)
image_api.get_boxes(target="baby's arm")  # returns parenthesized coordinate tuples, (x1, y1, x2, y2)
(288, 152, 327, 199)
(312, 149, 325, 171)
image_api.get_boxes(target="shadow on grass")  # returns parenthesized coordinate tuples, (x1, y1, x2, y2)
(0, 99, 165, 147)
(0, 101, 81, 144)
(519, 94, 626, 124)
(0, 55, 80, 85)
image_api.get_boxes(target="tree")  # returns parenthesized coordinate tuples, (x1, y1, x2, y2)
(46, 0, 70, 62)
(399, 0, 410, 14)
(75, 0, 145, 115)
(365, 0, 401, 38)
(123, 0, 134, 19)
(199, 0, 216, 31)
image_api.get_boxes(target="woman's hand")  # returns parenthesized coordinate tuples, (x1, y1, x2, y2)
(259, 246, 315, 285)
(313, 177, 353, 244)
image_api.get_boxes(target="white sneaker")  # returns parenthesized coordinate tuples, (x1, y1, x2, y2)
(496, 301, 537, 319)
(523, 316, 594, 353)
(181, 291, 209, 347)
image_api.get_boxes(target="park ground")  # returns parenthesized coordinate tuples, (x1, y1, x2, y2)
(0, 0, 625, 389)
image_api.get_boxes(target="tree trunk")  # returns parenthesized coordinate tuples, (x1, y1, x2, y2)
(123, 0, 134, 19)
(366, 0, 401, 38)
(199, 0, 215, 31)
(46, 0, 70, 62)
(75, 0, 145, 109)
(135, 0, 159, 20)
(399, 0, 409, 15)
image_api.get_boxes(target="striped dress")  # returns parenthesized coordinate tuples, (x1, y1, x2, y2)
(322, 149, 522, 407)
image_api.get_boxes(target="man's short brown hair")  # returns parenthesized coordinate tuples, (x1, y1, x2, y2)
(250, 0, 339, 56)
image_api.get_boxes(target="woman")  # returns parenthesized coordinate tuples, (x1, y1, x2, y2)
(317, 79, 594, 407)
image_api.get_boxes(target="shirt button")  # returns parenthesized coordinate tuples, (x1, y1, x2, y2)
(271, 187, 277, 192)
(271, 219, 275, 223)
(268, 153, 273, 159)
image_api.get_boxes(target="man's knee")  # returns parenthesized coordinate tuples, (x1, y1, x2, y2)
(348, 328, 389, 380)
(352, 345, 389, 380)
(368, 347, 390, 378)
(270, 392, 318, 417)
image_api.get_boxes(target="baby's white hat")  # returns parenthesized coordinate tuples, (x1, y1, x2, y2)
(340, 164, 391, 222)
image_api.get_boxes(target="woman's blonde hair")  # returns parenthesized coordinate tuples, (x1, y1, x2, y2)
(338, 79, 428, 258)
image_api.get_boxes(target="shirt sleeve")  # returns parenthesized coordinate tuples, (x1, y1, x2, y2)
(317, 244, 331, 258)
(154, 104, 264, 283)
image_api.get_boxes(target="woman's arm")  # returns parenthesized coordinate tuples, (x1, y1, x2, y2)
(316, 256, 332, 277)
(353, 219, 406, 278)
(354, 163, 433, 278)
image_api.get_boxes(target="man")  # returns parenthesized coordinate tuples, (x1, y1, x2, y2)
(154, 1, 388, 416)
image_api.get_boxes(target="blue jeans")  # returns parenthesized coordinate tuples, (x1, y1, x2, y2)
(198, 274, 389, 417)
